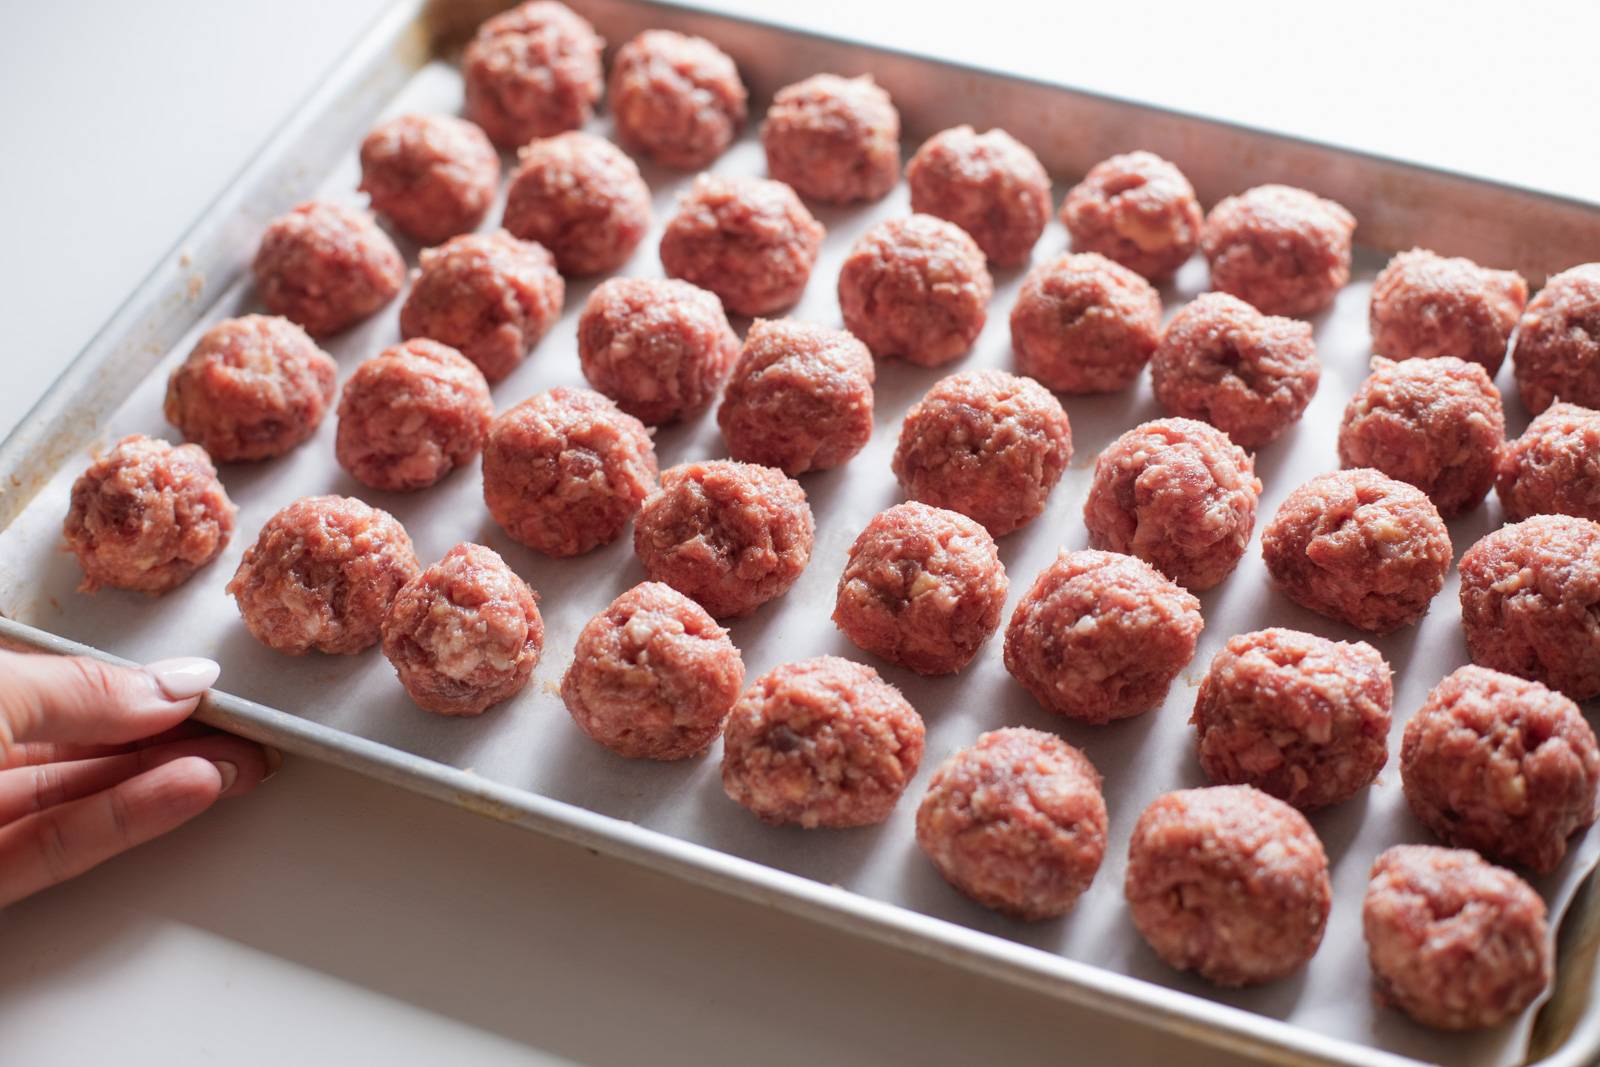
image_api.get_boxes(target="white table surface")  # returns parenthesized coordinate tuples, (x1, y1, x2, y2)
(2, 3, 1595, 1064)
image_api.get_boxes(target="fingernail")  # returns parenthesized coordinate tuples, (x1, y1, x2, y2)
(144, 657, 220, 701)
(212, 760, 239, 793)
(262, 746, 284, 780)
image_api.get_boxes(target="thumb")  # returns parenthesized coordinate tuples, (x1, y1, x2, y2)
(0, 652, 220, 759)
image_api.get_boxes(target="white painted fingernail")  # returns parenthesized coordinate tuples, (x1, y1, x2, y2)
(212, 760, 238, 793)
(144, 657, 220, 701)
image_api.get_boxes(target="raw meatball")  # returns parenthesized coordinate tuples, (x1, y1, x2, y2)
(1150, 292, 1321, 448)
(906, 126, 1051, 267)
(717, 318, 875, 475)
(836, 214, 992, 367)
(482, 387, 657, 558)
(1059, 150, 1202, 282)
(63, 435, 236, 595)
(576, 277, 738, 425)
(1336, 355, 1505, 517)
(561, 582, 744, 759)
(1261, 469, 1451, 634)
(608, 29, 746, 169)
(633, 460, 814, 619)
(915, 727, 1107, 920)
(462, 0, 603, 149)
(832, 501, 1008, 675)
(1369, 248, 1527, 375)
(381, 542, 542, 716)
(1201, 184, 1355, 318)
(722, 656, 924, 828)
(399, 230, 565, 384)
(892, 369, 1072, 536)
(1513, 263, 1600, 414)
(1364, 845, 1551, 1030)
(252, 201, 405, 337)
(1083, 418, 1261, 591)
(228, 495, 419, 655)
(1126, 785, 1331, 987)
(502, 131, 651, 276)
(761, 73, 899, 204)
(1497, 402, 1600, 523)
(334, 339, 493, 492)
(1458, 515, 1600, 701)
(659, 174, 824, 317)
(358, 113, 500, 245)
(1010, 252, 1163, 394)
(1192, 628, 1392, 810)
(1004, 549, 1203, 724)
(163, 314, 336, 463)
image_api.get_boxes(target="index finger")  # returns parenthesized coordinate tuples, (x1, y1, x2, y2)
(0, 652, 220, 759)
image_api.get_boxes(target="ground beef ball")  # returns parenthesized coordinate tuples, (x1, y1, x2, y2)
(716, 318, 875, 475)
(906, 126, 1050, 268)
(1126, 785, 1331, 987)
(482, 387, 657, 558)
(659, 174, 824, 317)
(633, 460, 814, 619)
(1010, 252, 1163, 394)
(1513, 264, 1600, 415)
(561, 581, 744, 759)
(576, 277, 738, 425)
(1201, 184, 1354, 318)
(1261, 469, 1451, 634)
(358, 113, 500, 245)
(608, 29, 746, 170)
(1497, 402, 1600, 523)
(1083, 418, 1261, 591)
(502, 131, 651, 276)
(1336, 356, 1505, 517)
(164, 314, 336, 463)
(723, 656, 923, 828)
(227, 495, 419, 655)
(1059, 150, 1202, 282)
(1369, 248, 1527, 375)
(1363, 845, 1552, 1030)
(251, 201, 404, 338)
(1150, 292, 1320, 448)
(915, 727, 1107, 921)
(1458, 515, 1600, 701)
(1192, 628, 1392, 810)
(761, 73, 899, 204)
(832, 501, 1007, 676)
(461, 0, 603, 149)
(892, 369, 1072, 536)
(399, 230, 564, 384)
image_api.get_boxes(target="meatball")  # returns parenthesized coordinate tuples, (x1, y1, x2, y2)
(1004, 549, 1203, 724)
(63, 434, 236, 595)
(722, 656, 924, 828)
(761, 73, 899, 204)
(381, 542, 542, 716)
(1363, 845, 1551, 1030)
(1010, 252, 1163, 394)
(334, 339, 493, 492)
(836, 214, 992, 367)
(1192, 628, 1392, 810)
(1336, 356, 1505, 517)
(399, 230, 565, 385)
(502, 131, 651, 276)
(251, 201, 405, 338)
(163, 314, 336, 463)
(227, 495, 420, 656)
(892, 369, 1072, 536)
(1150, 292, 1321, 448)
(358, 113, 500, 245)
(717, 319, 875, 476)
(608, 29, 746, 169)
(1200, 184, 1355, 318)
(561, 581, 744, 760)
(659, 174, 824, 318)
(1261, 469, 1452, 634)
(482, 387, 657, 558)
(1458, 515, 1600, 701)
(1059, 150, 1203, 282)
(1497, 402, 1600, 523)
(1513, 263, 1600, 414)
(461, 0, 603, 149)
(1369, 248, 1527, 375)
(906, 126, 1051, 267)
(1083, 418, 1261, 592)
(832, 501, 1008, 676)
(576, 277, 738, 425)
(1125, 786, 1331, 987)
(633, 460, 814, 619)
(915, 728, 1107, 920)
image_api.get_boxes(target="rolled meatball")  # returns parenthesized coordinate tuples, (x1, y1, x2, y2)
(561, 581, 744, 760)
(1513, 263, 1600, 414)
(633, 460, 814, 619)
(717, 319, 875, 475)
(1369, 248, 1527, 375)
(1004, 549, 1203, 724)
(228, 495, 420, 655)
(502, 131, 651, 276)
(892, 369, 1072, 536)
(915, 727, 1107, 920)
(1059, 150, 1202, 282)
(1261, 469, 1452, 634)
(1201, 184, 1355, 318)
(722, 656, 924, 828)
(1011, 252, 1163, 394)
(761, 73, 899, 204)
(1126, 785, 1331, 987)
(251, 201, 405, 338)
(608, 29, 746, 169)
(482, 387, 657, 558)
(1497, 402, 1600, 523)
(906, 126, 1051, 267)
(358, 113, 500, 245)
(461, 0, 603, 149)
